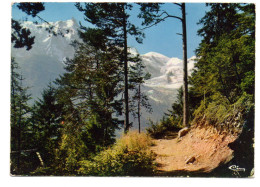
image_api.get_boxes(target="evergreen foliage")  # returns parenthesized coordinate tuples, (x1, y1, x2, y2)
(51, 35, 124, 174)
(11, 58, 33, 174)
(138, 3, 189, 127)
(76, 2, 144, 133)
(12, 3, 45, 50)
(11, 19, 35, 50)
(30, 84, 64, 167)
(147, 87, 200, 138)
(27, 4, 151, 174)
(12, 2, 69, 50)
(17, 3, 45, 17)
(11, 2, 255, 177)
(55, 40, 123, 146)
(129, 55, 152, 133)
(147, 3, 255, 142)
(189, 4, 255, 175)
(191, 3, 255, 104)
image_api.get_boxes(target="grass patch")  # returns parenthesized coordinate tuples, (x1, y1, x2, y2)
(78, 131, 156, 176)
(192, 92, 254, 133)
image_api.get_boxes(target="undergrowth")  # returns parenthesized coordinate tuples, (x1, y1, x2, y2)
(146, 117, 181, 139)
(192, 92, 254, 134)
(78, 131, 156, 176)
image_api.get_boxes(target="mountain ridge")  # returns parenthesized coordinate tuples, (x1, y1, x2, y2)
(11, 19, 196, 130)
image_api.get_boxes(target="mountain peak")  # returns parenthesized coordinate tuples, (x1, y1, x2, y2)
(128, 48, 139, 56)
(71, 17, 77, 24)
(143, 52, 170, 59)
(63, 17, 79, 28)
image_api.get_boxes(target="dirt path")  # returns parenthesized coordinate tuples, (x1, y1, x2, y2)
(151, 127, 237, 175)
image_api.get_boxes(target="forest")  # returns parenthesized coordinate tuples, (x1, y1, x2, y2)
(10, 2, 255, 177)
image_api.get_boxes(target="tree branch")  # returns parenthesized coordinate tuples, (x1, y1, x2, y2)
(36, 15, 50, 25)
(162, 10, 182, 21)
(174, 3, 182, 8)
(168, 15, 182, 21)
(141, 14, 182, 30)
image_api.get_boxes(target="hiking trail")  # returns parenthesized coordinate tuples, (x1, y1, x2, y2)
(151, 127, 237, 175)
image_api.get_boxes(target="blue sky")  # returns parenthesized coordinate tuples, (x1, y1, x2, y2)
(12, 2, 209, 59)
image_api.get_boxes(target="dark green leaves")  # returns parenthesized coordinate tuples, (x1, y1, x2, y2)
(12, 3, 45, 50)
(11, 19, 35, 50)
(193, 3, 255, 103)
(17, 3, 45, 17)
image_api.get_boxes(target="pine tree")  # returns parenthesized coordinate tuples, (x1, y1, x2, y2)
(138, 3, 189, 127)
(76, 2, 144, 133)
(11, 58, 31, 174)
(52, 37, 125, 173)
(129, 55, 152, 133)
(12, 2, 70, 50)
(12, 3, 45, 50)
(191, 3, 255, 104)
(30, 83, 64, 166)
(188, 4, 255, 176)
(56, 37, 122, 144)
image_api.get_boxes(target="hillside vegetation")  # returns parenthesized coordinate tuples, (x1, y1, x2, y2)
(11, 3, 254, 177)
(78, 131, 156, 176)
(146, 3, 255, 177)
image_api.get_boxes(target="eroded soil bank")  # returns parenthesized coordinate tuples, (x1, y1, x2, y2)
(151, 126, 238, 176)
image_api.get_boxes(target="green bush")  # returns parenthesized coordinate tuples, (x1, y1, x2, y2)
(192, 92, 254, 133)
(146, 116, 181, 139)
(78, 131, 156, 176)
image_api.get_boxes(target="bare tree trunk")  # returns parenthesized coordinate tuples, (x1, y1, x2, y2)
(138, 84, 141, 133)
(122, 6, 129, 133)
(182, 3, 189, 127)
(17, 109, 21, 174)
(17, 78, 22, 174)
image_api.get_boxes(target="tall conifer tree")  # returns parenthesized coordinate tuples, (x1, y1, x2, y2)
(191, 3, 255, 103)
(129, 55, 152, 133)
(11, 58, 31, 174)
(31, 83, 64, 166)
(138, 3, 189, 127)
(76, 3, 144, 133)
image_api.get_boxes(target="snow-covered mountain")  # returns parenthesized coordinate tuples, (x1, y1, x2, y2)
(11, 18, 80, 99)
(135, 52, 195, 130)
(143, 52, 195, 90)
(11, 19, 196, 131)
